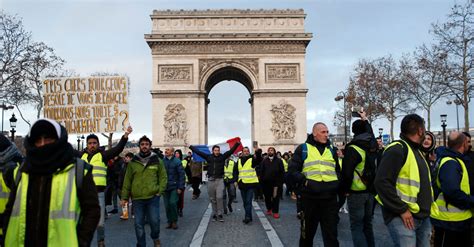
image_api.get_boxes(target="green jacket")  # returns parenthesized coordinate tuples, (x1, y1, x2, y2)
(121, 153, 167, 200)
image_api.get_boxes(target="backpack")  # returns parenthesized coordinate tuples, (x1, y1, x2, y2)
(350, 144, 378, 194)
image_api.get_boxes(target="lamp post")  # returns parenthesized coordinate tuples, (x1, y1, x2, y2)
(1, 103, 14, 134)
(81, 135, 85, 150)
(446, 99, 461, 131)
(440, 114, 447, 147)
(335, 91, 347, 145)
(9, 113, 17, 142)
(77, 135, 81, 151)
(378, 128, 383, 138)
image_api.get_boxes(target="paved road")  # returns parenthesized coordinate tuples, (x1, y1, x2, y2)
(95, 184, 394, 246)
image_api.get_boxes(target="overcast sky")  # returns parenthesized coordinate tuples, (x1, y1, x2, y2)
(2, 0, 472, 147)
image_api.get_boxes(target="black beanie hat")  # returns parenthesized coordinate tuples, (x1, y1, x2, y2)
(0, 134, 12, 152)
(352, 120, 366, 136)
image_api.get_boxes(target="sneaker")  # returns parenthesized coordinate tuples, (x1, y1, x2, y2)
(107, 209, 118, 215)
(266, 209, 272, 215)
(273, 213, 280, 219)
(242, 218, 251, 224)
(212, 215, 217, 222)
(228, 204, 233, 213)
(343, 208, 349, 214)
(120, 215, 128, 220)
(218, 215, 224, 222)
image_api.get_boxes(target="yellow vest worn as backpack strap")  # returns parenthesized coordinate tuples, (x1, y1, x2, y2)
(81, 152, 107, 186)
(431, 157, 472, 222)
(238, 158, 258, 184)
(302, 143, 338, 182)
(6, 163, 88, 247)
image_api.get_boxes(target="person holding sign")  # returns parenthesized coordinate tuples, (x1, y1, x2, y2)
(80, 126, 132, 247)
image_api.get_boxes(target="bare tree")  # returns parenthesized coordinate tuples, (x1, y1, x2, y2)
(401, 45, 451, 131)
(431, 3, 474, 131)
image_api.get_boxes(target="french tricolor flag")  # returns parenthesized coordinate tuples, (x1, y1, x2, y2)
(191, 137, 243, 162)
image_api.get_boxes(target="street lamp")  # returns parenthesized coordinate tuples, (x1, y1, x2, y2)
(335, 91, 347, 145)
(446, 99, 461, 131)
(9, 113, 17, 142)
(81, 135, 85, 150)
(77, 135, 81, 151)
(1, 103, 14, 134)
(378, 128, 383, 138)
(440, 114, 447, 146)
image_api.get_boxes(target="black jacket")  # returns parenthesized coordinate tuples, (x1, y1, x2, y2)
(288, 134, 341, 199)
(236, 149, 263, 190)
(190, 142, 240, 179)
(374, 136, 432, 224)
(259, 156, 285, 186)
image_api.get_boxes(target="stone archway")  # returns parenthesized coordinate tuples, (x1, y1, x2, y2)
(145, 9, 312, 152)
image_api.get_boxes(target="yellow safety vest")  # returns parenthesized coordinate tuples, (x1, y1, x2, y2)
(224, 160, 235, 180)
(81, 152, 107, 186)
(349, 145, 367, 191)
(375, 140, 437, 215)
(302, 143, 338, 182)
(6, 164, 84, 247)
(0, 165, 18, 236)
(282, 159, 288, 173)
(182, 160, 188, 183)
(238, 158, 259, 184)
(431, 157, 472, 222)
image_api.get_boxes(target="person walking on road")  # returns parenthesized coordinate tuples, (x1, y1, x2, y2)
(260, 147, 285, 219)
(121, 136, 167, 247)
(189, 142, 240, 222)
(223, 157, 237, 214)
(163, 147, 185, 229)
(374, 114, 434, 247)
(288, 122, 341, 247)
(81, 126, 132, 247)
(236, 147, 263, 224)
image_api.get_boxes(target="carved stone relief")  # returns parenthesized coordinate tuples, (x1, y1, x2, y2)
(152, 41, 307, 55)
(270, 100, 296, 140)
(158, 65, 192, 84)
(266, 64, 300, 83)
(199, 58, 258, 81)
(164, 104, 187, 143)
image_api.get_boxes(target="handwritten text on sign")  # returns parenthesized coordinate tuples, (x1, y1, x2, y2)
(43, 76, 129, 134)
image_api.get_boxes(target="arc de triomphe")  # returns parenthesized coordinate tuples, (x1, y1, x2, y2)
(145, 9, 312, 152)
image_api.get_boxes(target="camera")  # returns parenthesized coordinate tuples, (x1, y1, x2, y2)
(351, 106, 364, 118)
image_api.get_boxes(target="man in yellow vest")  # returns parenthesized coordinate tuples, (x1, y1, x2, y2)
(0, 135, 22, 245)
(431, 131, 473, 246)
(374, 114, 433, 247)
(288, 122, 341, 247)
(81, 126, 132, 247)
(236, 147, 262, 224)
(223, 156, 237, 214)
(341, 110, 376, 247)
(5, 118, 100, 246)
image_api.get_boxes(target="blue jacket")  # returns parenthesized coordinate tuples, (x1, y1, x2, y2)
(431, 147, 474, 231)
(163, 156, 185, 191)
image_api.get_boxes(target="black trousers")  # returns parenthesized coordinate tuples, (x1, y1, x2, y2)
(299, 195, 339, 247)
(191, 177, 201, 196)
(434, 226, 471, 247)
(262, 182, 281, 213)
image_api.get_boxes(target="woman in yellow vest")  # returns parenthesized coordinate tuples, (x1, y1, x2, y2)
(236, 147, 262, 224)
(5, 118, 100, 246)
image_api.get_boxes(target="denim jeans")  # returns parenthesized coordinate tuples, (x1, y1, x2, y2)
(97, 192, 105, 242)
(133, 196, 161, 247)
(347, 193, 375, 247)
(223, 181, 236, 209)
(387, 216, 431, 247)
(240, 188, 254, 220)
(163, 190, 179, 223)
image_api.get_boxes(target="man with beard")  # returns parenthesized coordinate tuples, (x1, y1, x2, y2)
(80, 126, 132, 247)
(288, 122, 341, 247)
(236, 147, 263, 224)
(121, 136, 167, 247)
(4, 118, 100, 246)
(374, 114, 433, 247)
(260, 147, 285, 219)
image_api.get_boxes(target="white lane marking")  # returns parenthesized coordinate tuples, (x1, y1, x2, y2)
(252, 201, 284, 247)
(190, 203, 212, 247)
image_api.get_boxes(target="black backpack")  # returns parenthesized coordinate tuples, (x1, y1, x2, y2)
(351, 144, 378, 193)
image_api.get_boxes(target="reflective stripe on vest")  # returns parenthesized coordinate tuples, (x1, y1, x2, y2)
(6, 164, 84, 246)
(225, 160, 235, 180)
(238, 158, 258, 184)
(375, 140, 436, 215)
(349, 145, 367, 191)
(431, 157, 472, 222)
(81, 152, 107, 186)
(302, 143, 337, 182)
